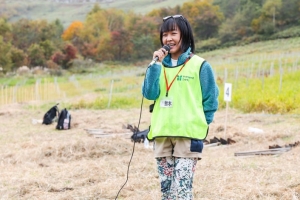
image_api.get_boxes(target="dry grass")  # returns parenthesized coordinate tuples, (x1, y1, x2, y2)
(0, 104, 300, 200)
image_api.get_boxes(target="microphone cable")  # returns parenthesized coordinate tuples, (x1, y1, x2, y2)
(115, 45, 170, 199)
(114, 66, 149, 199)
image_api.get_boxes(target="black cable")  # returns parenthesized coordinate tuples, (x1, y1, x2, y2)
(115, 66, 150, 199)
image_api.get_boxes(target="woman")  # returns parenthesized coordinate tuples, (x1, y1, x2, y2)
(142, 15, 219, 199)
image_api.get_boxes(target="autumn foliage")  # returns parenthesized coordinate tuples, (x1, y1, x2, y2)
(62, 21, 83, 41)
(0, 0, 300, 72)
(51, 44, 77, 69)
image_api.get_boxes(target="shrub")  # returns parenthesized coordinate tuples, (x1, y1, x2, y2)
(46, 60, 59, 70)
(271, 26, 300, 39)
(28, 44, 45, 67)
(196, 38, 221, 53)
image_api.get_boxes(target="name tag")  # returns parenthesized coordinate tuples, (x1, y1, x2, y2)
(160, 97, 173, 108)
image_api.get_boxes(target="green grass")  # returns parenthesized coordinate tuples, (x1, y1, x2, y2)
(201, 37, 300, 114)
(218, 71, 300, 114)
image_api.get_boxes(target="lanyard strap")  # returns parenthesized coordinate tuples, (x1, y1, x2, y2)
(163, 56, 191, 97)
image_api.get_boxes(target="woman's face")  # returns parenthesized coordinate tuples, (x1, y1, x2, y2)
(162, 25, 182, 60)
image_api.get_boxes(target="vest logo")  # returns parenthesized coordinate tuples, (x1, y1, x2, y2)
(177, 75, 194, 81)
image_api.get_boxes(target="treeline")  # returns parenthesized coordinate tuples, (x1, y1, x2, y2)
(0, 0, 299, 74)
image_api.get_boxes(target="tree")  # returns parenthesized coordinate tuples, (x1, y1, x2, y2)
(11, 19, 64, 52)
(79, 41, 99, 60)
(109, 29, 133, 61)
(52, 43, 77, 69)
(218, 19, 238, 43)
(214, 0, 265, 18)
(181, 0, 224, 40)
(81, 7, 110, 43)
(95, 37, 114, 61)
(28, 44, 45, 67)
(193, 8, 223, 39)
(40, 40, 56, 60)
(11, 19, 38, 50)
(128, 15, 158, 38)
(51, 51, 65, 67)
(213, 0, 241, 18)
(63, 44, 77, 63)
(252, 0, 282, 34)
(262, 0, 282, 26)
(0, 17, 12, 43)
(52, 19, 64, 45)
(277, 0, 300, 26)
(77, 8, 111, 61)
(132, 34, 155, 60)
(127, 14, 159, 54)
(62, 21, 84, 41)
(148, 5, 181, 20)
(87, 3, 102, 16)
(9, 47, 27, 70)
(0, 36, 12, 72)
(104, 8, 125, 32)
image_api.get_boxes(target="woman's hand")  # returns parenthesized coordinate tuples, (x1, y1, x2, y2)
(153, 47, 169, 62)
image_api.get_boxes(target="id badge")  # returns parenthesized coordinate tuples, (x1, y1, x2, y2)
(160, 97, 173, 108)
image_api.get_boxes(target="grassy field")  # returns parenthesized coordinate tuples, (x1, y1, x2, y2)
(1, 0, 192, 28)
(201, 37, 300, 114)
(0, 104, 299, 199)
(0, 65, 149, 111)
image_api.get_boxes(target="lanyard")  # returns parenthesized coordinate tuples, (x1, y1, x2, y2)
(163, 57, 191, 97)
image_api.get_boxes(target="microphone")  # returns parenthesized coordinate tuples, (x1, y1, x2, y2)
(149, 45, 171, 66)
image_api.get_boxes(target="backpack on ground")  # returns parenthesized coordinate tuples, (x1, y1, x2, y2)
(42, 103, 59, 125)
(56, 108, 71, 130)
(131, 129, 149, 143)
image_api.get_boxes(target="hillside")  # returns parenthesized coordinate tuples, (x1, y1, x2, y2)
(0, 0, 192, 28)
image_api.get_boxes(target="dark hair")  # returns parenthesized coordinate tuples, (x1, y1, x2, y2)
(160, 15, 195, 53)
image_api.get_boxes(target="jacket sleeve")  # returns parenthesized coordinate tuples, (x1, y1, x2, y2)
(199, 61, 219, 124)
(142, 63, 161, 100)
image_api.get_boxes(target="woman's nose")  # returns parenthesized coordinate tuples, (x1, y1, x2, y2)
(166, 34, 172, 41)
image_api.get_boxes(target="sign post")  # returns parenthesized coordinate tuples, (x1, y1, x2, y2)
(224, 83, 232, 138)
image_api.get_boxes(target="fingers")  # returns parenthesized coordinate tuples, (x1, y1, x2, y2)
(153, 48, 168, 62)
(160, 47, 168, 56)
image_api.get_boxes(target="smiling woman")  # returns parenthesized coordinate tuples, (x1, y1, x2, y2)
(142, 14, 219, 199)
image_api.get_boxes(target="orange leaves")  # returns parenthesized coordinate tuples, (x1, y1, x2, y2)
(61, 21, 83, 41)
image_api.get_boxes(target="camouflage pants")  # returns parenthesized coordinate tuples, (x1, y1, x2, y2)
(156, 157, 197, 200)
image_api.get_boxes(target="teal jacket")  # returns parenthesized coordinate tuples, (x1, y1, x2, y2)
(142, 48, 219, 124)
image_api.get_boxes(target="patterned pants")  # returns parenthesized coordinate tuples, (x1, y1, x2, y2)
(156, 157, 197, 200)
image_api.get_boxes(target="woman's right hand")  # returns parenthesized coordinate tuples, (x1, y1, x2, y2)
(153, 47, 169, 62)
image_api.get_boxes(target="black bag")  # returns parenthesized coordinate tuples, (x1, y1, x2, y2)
(131, 129, 149, 143)
(42, 103, 59, 125)
(56, 108, 71, 130)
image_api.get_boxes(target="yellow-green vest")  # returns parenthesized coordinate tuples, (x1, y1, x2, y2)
(147, 55, 208, 140)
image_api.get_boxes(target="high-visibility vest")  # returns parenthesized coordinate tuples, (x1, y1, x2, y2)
(147, 55, 208, 140)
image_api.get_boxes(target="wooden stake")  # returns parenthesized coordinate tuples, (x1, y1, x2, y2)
(5, 86, 7, 104)
(108, 79, 114, 108)
(1, 85, 3, 106)
(279, 59, 283, 93)
(224, 101, 229, 139)
(234, 147, 291, 157)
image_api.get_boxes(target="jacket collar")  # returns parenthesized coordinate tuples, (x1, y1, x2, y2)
(162, 47, 192, 67)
